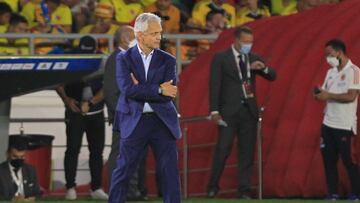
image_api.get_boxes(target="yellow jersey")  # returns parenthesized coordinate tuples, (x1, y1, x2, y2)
(192, 0, 236, 27)
(21, 2, 72, 29)
(75, 24, 119, 54)
(236, 6, 271, 25)
(144, 4, 180, 33)
(0, 0, 19, 12)
(271, 0, 297, 16)
(0, 27, 29, 55)
(100, 0, 143, 24)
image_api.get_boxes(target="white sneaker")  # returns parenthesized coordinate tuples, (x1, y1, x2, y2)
(90, 188, 109, 200)
(65, 187, 77, 200)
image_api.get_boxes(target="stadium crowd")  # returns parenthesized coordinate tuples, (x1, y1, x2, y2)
(0, 0, 344, 58)
(0, 0, 351, 202)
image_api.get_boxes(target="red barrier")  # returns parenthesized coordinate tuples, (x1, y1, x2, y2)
(178, 0, 360, 197)
(25, 135, 54, 192)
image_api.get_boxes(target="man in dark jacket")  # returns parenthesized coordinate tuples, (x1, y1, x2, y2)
(0, 136, 41, 201)
(56, 36, 108, 200)
(208, 26, 276, 198)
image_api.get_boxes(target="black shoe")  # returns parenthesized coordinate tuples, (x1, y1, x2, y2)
(207, 189, 218, 198)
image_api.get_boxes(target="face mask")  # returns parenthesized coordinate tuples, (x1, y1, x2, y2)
(326, 56, 339, 67)
(128, 39, 137, 48)
(10, 158, 25, 170)
(240, 43, 252, 54)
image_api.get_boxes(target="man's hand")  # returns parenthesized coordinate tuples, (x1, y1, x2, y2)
(81, 101, 90, 114)
(314, 89, 330, 101)
(250, 61, 266, 70)
(160, 80, 177, 98)
(131, 73, 139, 85)
(64, 97, 81, 112)
(211, 113, 223, 124)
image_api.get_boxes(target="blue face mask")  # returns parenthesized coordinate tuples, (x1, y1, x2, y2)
(240, 43, 252, 54)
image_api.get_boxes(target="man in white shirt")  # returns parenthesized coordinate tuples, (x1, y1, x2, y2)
(315, 39, 360, 201)
(0, 135, 40, 201)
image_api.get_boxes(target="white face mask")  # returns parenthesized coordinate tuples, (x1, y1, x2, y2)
(326, 56, 339, 67)
(128, 39, 137, 48)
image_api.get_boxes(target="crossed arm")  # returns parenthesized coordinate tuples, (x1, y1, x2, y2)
(116, 54, 178, 103)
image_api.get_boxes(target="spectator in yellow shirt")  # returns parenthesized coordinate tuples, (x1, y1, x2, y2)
(145, 0, 180, 33)
(205, 10, 225, 34)
(192, 0, 235, 28)
(0, 13, 29, 55)
(76, 2, 118, 54)
(141, 0, 156, 6)
(0, 2, 11, 26)
(0, 0, 28, 12)
(21, 0, 72, 33)
(99, 0, 143, 25)
(270, 0, 297, 16)
(236, 0, 271, 25)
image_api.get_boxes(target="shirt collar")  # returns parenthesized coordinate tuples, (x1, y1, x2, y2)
(343, 59, 353, 70)
(332, 59, 353, 72)
(137, 44, 154, 58)
(118, 46, 126, 52)
(231, 44, 241, 57)
(8, 161, 21, 172)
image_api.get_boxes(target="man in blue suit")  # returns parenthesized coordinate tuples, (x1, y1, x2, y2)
(109, 13, 181, 203)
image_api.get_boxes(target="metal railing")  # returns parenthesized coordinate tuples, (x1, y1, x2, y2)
(180, 112, 265, 200)
(10, 110, 265, 199)
(0, 33, 218, 74)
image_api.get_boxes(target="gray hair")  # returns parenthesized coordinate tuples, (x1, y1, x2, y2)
(114, 25, 134, 46)
(134, 13, 161, 37)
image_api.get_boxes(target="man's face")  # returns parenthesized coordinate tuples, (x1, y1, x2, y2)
(325, 46, 339, 58)
(9, 22, 29, 33)
(47, 1, 60, 12)
(7, 148, 26, 161)
(246, 0, 258, 8)
(0, 13, 11, 25)
(156, 0, 172, 11)
(236, 32, 254, 48)
(206, 13, 225, 33)
(94, 17, 111, 32)
(212, 0, 224, 6)
(138, 21, 162, 50)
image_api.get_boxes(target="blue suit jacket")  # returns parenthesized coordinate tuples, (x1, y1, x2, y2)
(113, 46, 181, 139)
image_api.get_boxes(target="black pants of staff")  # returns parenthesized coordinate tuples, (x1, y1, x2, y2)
(208, 106, 258, 196)
(321, 124, 360, 195)
(64, 110, 105, 191)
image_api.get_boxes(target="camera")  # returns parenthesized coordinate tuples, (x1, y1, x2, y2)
(313, 87, 321, 94)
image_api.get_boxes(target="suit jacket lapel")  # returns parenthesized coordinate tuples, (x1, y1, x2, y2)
(225, 48, 241, 81)
(147, 49, 161, 82)
(1, 162, 16, 196)
(129, 47, 146, 82)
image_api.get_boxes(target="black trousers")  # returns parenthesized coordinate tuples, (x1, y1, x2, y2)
(64, 110, 105, 191)
(108, 130, 148, 198)
(321, 124, 360, 195)
(208, 106, 258, 195)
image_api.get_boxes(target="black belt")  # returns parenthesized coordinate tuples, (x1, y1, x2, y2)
(142, 112, 156, 116)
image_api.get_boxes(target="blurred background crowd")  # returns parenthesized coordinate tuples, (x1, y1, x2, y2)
(0, 0, 344, 60)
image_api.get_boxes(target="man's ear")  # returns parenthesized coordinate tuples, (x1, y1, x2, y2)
(6, 150, 10, 159)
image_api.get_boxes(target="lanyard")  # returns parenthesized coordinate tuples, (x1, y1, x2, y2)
(237, 54, 251, 81)
(9, 165, 24, 196)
